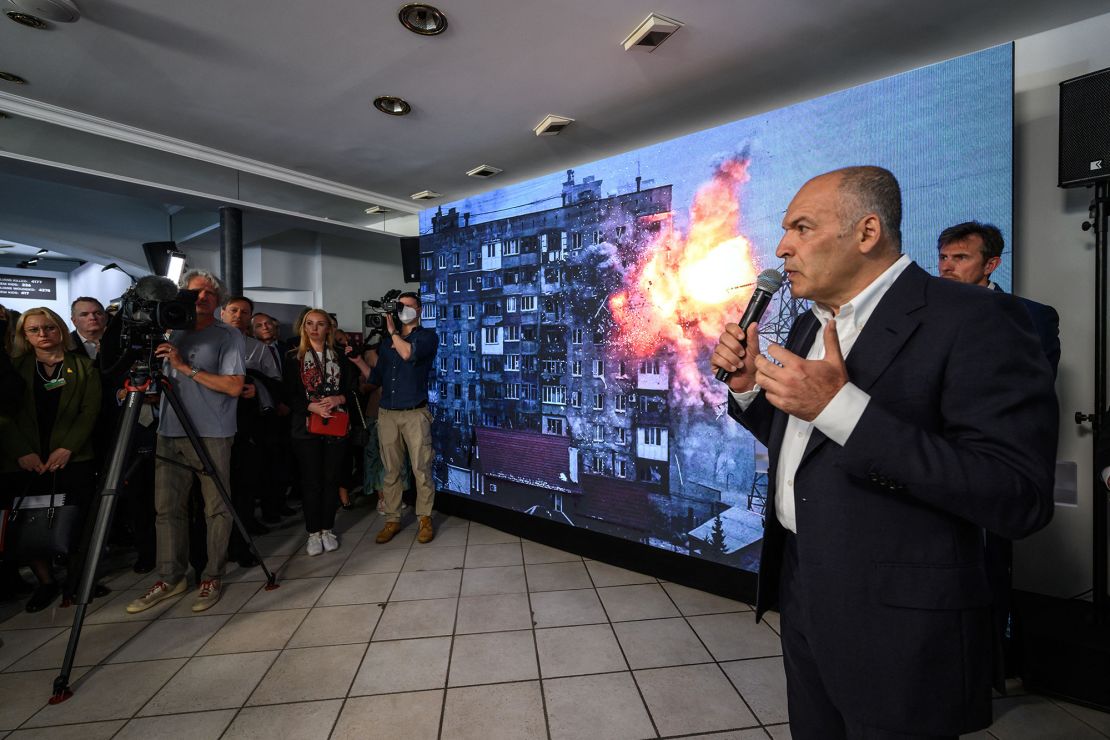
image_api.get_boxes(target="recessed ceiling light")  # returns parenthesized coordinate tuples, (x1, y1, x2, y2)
(621, 13, 683, 52)
(466, 164, 503, 179)
(398, 3, 448, 36)
(0, 71, 28, 85)
(36, 248, 49, 255)
(364, 205, 392, 214)
(534, 114, 574, 136)
(7, 0, 80, 23)
(373, 96, 412, 116)
(5, 11, 49, 29)
(410, 190, 442, 201)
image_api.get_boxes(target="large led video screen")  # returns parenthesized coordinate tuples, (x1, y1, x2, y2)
(419, 44, 1013, 573)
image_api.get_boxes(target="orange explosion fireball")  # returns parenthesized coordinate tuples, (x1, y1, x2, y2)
(610, 156, 759, 398)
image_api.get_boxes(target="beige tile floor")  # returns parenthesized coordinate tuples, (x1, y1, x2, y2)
(0, 503, 1107, 739)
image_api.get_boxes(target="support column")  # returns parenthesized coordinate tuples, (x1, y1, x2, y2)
(219, 206, 243, 296)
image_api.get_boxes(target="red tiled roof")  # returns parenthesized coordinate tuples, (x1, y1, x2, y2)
(577, 474, 653, 534)
(476, 427, 580, 494)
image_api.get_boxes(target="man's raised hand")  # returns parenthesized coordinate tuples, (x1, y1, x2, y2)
(754, 318, 848, 421)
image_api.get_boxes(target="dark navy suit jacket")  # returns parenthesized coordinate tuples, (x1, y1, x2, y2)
(990, 283, 1060, 377)
(728, 263, 1058, 735)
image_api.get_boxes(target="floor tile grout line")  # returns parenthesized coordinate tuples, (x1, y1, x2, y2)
(436, 517, 467, 740)
(662, 582, 766, 727)
(515, 536, 553, 740)
(583, 555, 662, 739)
(15, 654, 193, 734)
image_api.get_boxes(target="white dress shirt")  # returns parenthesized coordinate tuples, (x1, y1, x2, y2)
(76, 332, 99, 361)
(732, 254, 912, 533)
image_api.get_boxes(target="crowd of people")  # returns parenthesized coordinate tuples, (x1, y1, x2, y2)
(0, 269, 438, 614)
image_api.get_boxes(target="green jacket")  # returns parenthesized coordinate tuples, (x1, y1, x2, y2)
(0, 351, 101, 473)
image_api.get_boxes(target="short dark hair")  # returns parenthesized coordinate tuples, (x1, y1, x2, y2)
(936, 221, 1004, 261)
(399, 291, 421, 307)
(224, 295, 254, 312)
(834, 166, 902, 249)
(70, 296, 105, 315)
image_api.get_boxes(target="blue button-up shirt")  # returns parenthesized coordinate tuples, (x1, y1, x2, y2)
(370, 326, 438, 410)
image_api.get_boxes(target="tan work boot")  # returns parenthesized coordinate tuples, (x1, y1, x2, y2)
(417, 516, 435, 544)
(375, 521, 402, 544)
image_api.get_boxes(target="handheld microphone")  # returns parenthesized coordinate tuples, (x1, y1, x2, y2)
(714, 268, 784, 383)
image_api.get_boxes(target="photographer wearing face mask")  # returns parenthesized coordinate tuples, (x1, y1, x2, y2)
(367, 292, 439, 545)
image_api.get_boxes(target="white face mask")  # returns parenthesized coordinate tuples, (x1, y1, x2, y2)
(398, 306, 418, 324)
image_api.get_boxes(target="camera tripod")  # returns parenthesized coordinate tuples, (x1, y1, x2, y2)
(49, 359, 279, 703)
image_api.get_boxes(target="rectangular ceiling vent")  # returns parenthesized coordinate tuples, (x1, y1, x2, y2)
(622, 13, 683, 52)
(364, 205, 392, 214)
(466, 164, 503, 179)
(534, 114, 575, 137)
(410, 190, 442, 201)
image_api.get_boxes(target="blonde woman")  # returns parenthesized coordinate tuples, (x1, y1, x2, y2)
(281, 309, 356, 555)
(0, 307, 101, 612)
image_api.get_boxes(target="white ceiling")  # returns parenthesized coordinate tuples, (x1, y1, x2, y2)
(0, 0, 1107, 229)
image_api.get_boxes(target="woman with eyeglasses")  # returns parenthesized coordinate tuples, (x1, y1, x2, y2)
(0, 307, 101, 612)
(282, 309, 357, 556)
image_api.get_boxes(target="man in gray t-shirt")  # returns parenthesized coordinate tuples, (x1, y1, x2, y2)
(126, 270, 246, 616)
(157, 321, 246, 438)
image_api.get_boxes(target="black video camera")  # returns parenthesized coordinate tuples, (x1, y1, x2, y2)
(118, 276, 198, 344)
(365, 288, 403, 331)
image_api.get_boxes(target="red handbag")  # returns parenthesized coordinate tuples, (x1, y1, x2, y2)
(307, 409, 349, 437)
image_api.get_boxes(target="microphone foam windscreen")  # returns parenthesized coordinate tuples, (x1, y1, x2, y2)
(756, 268, 784, 293)
(133, 275, 180, 301)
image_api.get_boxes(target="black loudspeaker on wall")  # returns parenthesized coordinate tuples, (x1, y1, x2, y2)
(400, 237, 421, 283)
(1059, 67, 1110, 188)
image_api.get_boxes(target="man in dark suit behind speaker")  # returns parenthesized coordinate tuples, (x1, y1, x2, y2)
(937, 221, 1061, 376)
(711, 167, 1058, 738)
(937, 220, 1062, 684)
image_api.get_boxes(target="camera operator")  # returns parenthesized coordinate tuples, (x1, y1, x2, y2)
(220, 296, 282, 559)
(126, 269, 245, 615)
(368, 292, 439, 545)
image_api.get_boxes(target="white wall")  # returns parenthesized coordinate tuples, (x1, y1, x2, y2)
(317, 231, 406, 331)
(1012, 12, 1110, 596)
(68, 261, 134, 309)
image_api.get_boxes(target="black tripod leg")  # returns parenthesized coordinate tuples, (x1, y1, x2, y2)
(50, 389, 146, 704)
(159, 378, 278, 590)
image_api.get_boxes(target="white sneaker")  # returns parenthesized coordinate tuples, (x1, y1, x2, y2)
(191, 579, 222, 613)
(306, 532, 323, 556)
(321, 530, 340, 553)
(376, 497, 385, 515)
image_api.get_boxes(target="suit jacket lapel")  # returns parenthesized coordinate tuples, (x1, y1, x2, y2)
(795, 262, 927, 467)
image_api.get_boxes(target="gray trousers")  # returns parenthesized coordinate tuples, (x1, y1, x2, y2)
(378, 407, 435, 522)
(155, 435, 233, 583)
